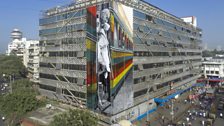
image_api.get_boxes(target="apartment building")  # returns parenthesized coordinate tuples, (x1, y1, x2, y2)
(26, 41, 40, 83)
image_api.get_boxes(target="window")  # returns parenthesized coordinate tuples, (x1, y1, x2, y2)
(211, 71, 214, 74)
(215, 71, 219, 74)
(39, 84, 56, 92)
(134, 89, 148, 98)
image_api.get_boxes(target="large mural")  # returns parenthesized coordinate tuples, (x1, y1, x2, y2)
(86, 2, 133, 115)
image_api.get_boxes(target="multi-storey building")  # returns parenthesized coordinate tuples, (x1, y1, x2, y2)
(203, 58, 224, 79)
(39, 0, 202, 124)
(26, 41, 40, 83)
(6, 29, 25, 58)
(6, 29, 39, 69)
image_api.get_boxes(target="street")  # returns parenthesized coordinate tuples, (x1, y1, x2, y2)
(134, 85, 224, 126)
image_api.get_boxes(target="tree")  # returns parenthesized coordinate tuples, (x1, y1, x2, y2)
(50, 109, 98, 126)
(0, 79, 45, 125)
(0, 55, 27, 78)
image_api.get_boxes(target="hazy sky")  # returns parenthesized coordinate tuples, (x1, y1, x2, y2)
(0, 0, 224, 53)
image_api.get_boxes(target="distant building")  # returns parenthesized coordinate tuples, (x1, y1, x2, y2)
(6, 29, 39, 70)
(6, 29, 25, 57)
(202, 58, 224, 78)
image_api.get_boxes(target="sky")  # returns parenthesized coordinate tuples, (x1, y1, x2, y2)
(0, 0, 224, 53)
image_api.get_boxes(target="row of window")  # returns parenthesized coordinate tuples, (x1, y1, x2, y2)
(134, 68, 184, 85)
(134, 60, 197, 71)
(39, 37, 85, 46)
(40, 9, 86, 25)
(39, 84, 86, 99)
(40, 62, 86, 71)
(133, 73, 194, 98)
(134, 22, 199, 44)
(39, 73, 85, 84)
(39, 24, 86, 35)
(134, 51, 201, 57)
(206, 71, 219, 74)
(133, 10, 201, 37)
(48, 51, 79, 57)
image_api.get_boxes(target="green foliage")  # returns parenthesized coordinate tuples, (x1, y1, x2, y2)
(0, 79, 45, 125)
(50, 109, 98, 126)
(12, 79, 34, 92)
(0, 55, 27, 77)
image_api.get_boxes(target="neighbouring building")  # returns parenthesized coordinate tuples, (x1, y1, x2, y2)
(6, 29, 39, 70)
(6, 29, 25, 58)
(202, 58, 224, 78)
(39, 0, 202, 124)
(26, 41, 40, 83)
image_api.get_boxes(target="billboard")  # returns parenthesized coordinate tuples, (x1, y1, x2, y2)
(86, 1, 134, 115)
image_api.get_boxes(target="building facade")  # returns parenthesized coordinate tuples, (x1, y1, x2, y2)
(26, 41, 40, 83)
(203, 59, 224, 79)
(39, 0, 202, 123)
(6, 29, 39, 70)
(6, 29, 25, 58)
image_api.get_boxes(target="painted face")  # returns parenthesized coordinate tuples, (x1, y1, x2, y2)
(101, 9, 110, 23)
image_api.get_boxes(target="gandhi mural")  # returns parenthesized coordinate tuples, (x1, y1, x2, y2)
(96, 8, 111, 110)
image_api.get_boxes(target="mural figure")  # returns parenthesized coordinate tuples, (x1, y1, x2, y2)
(96, 8, 111, 110)
(87, 2, 134, 115)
